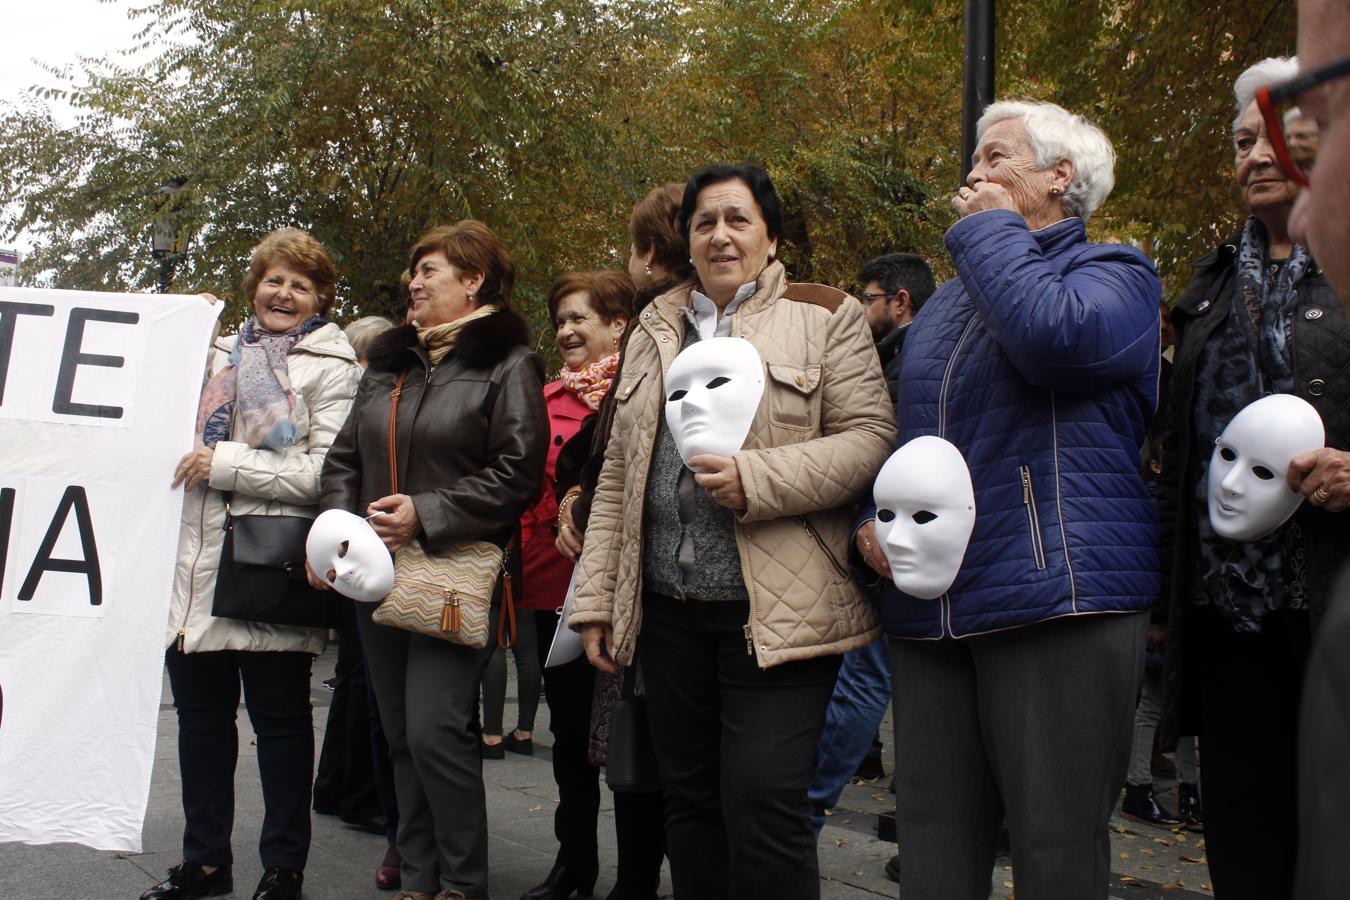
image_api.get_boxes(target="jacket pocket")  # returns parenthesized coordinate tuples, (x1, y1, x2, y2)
(766, 363, 822, 431)
(1019, 465, 1047, 571)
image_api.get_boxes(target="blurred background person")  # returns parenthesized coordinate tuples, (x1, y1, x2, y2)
(1155, 57, 1350, 900)
(320, 220, 548, 900)
(515, 270, 633, 900)
(144, 228, 361, 900)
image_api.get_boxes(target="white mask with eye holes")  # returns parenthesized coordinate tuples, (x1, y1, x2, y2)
(873, 436, 976, 600)
(664, 337, 765, 468)
(306, 509, 396, 603)
(1208, 393, 1325, 542)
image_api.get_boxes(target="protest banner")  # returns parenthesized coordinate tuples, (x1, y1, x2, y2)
(0, 287, 220, 851)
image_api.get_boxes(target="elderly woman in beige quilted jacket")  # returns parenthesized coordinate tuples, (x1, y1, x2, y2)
(570, 163, 895, 900)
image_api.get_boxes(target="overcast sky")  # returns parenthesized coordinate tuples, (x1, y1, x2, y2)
(1, 0, 146, 116)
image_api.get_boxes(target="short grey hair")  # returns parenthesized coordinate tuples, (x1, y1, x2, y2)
(1233, 56, 1300, 133)
(344, 315, 395, 361)
(976, 100, 1117, 221)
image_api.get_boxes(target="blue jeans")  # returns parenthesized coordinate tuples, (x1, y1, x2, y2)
(809, 637, 892, 832)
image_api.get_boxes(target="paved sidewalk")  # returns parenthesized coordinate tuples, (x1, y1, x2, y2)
(0, 646, 1213, 899)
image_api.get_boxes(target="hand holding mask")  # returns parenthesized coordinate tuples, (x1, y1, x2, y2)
(873, 436, 976, 600)
(306, 509, 396, 603)
(1208, 393, 1325, 541)
(664, 337, 765, 468)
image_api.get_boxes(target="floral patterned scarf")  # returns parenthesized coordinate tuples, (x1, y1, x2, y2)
(195, 315, 328, 450)
(559, 352, 619, 411)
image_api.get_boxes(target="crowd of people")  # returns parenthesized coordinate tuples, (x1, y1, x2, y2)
(133, 4, 1350, 897)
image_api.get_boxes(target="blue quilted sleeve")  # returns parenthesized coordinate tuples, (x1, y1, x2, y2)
(945, 209, 1161, 392)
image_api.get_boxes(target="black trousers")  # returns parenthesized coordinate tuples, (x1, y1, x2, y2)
(312, 599, 381, 824)
(535, 610, 601, 867)
(638, 594, 840, 900)
(1194, 607, 1309, 900)
(165, 646, 314, 872)
(889, 611, 1148, 900)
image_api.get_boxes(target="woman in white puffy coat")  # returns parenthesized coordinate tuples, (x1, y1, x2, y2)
(140, 229, 361, 900)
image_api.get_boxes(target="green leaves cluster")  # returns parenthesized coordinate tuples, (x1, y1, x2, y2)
(0, 0, 1296, 351)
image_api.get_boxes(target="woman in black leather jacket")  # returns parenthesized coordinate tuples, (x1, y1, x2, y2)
(320, 220, 549, 900)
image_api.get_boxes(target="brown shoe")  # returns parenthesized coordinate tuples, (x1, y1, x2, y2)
(392, 892, 433, 900)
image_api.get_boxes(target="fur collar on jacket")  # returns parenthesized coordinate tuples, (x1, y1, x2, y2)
(365, 307, 532, 373)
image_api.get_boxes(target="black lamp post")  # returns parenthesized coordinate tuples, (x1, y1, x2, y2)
(961, 0, 996, 183)
(152, 178, 186, 293)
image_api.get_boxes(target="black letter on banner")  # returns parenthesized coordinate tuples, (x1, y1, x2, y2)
(0, 487, 13, 596)
(0, 301, 56, 407)
(53, 308, 140, 419)
(18, 485, 103, 606)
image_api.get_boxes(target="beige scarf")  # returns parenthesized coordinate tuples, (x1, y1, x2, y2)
(416, 304, 501, 364)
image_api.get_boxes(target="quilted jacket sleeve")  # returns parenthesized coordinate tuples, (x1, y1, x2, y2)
(946, 209, 1161, 392)
(568, 369, 634, 628)
(735, 298, 898, 523)
(210, 354, 362, 506)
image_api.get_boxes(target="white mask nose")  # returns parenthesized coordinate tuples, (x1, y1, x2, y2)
(1220, 462, 1246, 496)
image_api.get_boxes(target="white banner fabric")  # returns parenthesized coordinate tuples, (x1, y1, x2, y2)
(0, 287, 220, 851)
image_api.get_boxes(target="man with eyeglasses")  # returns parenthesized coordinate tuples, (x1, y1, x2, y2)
(1291, 8, 1350, 898)
(857, 253, 936, 391)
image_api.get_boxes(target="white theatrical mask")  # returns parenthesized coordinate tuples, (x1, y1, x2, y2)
(664, 336, 765, 467)
(873, 436, 976, 600)
(1208, 393, 1325, 542)
(305, 509, 396, 603)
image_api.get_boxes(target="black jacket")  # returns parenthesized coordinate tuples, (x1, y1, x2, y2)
(1154, 233, 1350, 745)
(321, 310, 549, 552)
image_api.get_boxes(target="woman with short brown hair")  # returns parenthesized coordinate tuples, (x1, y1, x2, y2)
(320, 220, 549, 900)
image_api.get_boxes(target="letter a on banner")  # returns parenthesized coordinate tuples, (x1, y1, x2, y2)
(0, 287, 220, 851)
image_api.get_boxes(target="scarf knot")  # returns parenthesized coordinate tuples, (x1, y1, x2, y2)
(559, 352, 619, 411)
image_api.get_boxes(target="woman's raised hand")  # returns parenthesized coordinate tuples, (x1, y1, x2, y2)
(367, 494, 421, 552)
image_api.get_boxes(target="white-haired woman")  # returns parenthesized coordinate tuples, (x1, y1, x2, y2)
(1154, 58, 1348, 899)
(856, 100, 1162, 898)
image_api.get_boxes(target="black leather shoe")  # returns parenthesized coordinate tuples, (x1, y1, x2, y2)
(1121, 783, 1184, 829)
(503, 731, 534, 755)
(1178, 781, 1204, 832)
(253, 866, 303, 900)
(140, 861, 232, 900)
(481, 740, 506, 760)
(883, 854, 900, 884)
(519, 859, 598, 900)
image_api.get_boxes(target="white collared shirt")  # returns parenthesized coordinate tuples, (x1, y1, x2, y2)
(682, 282, 757, 341)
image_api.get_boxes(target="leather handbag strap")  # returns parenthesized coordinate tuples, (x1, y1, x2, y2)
(388, 370, 409, 495)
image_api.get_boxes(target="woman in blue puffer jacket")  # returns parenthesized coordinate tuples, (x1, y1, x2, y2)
(854, 100, 1161, 900)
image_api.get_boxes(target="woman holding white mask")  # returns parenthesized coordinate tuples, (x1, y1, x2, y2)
(1154, 58, 1350, 899)
(569, 163, 895, 899)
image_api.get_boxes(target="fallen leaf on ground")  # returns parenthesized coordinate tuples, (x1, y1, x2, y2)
(834, 838, 848, 847)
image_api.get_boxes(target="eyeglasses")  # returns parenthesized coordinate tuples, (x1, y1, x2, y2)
(1256, 53, 1350, 187)
(861, 291, 896, 305)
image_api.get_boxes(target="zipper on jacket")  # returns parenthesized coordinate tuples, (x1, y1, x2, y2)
(743, 624, 754, 656)
(937, 318, 979, 437)
(179, 492, 211, 652)
(801, 516, 848, 579)
(937, 316, 978, 634)
(1020, 465, 1047, 571)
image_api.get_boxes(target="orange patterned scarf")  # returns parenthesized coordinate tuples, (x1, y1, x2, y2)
(559, 352, 619, 410)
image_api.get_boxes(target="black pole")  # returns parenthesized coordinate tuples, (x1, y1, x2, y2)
(961, 0, 996, 183)
(157, 256, 173, 294)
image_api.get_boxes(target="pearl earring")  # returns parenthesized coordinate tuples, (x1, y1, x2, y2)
(644, 265, 652, 278)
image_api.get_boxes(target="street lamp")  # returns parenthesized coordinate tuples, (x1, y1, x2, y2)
(152, 178, 186, 293)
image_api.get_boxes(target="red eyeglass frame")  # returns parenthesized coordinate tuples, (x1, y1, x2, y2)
(1255, 53, 1350, 187)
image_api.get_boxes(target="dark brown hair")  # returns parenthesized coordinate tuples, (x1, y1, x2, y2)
(242, 228, 338, 312)
(629, 183, 692, 280)
(546, 270, 636, 326)
(408, 220, 516, 308)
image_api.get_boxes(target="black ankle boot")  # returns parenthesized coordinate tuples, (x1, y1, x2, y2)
(1178, 781, 1204, 832)
(1121, 783, 1184, 829)
(139, 862, 233, 900)
(519, 858, 598, 900)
